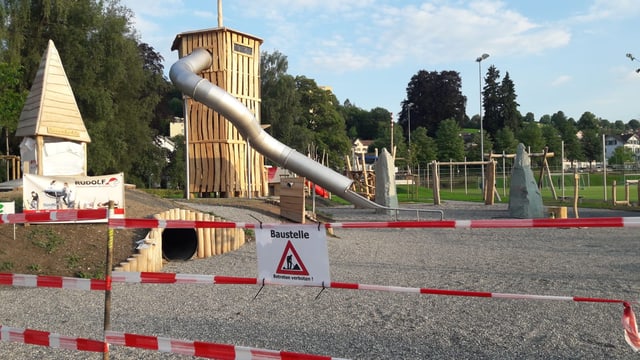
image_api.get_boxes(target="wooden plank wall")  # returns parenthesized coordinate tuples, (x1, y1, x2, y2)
(176, 28, 268, 197)
(279, 177, 306, 223)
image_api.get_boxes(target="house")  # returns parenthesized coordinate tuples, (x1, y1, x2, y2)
(352, 138, 374, 155)
(604, 133, 640, 161)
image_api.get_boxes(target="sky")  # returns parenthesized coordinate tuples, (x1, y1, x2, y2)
(120, 0, 640, 123)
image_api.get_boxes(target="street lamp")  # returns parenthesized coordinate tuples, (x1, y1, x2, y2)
(407, 103, 414, 150)
(476, 53, 489, 193)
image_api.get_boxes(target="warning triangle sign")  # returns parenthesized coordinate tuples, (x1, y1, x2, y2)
(275, 240, 309, 275)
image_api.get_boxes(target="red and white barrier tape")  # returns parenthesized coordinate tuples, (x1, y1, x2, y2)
(112, 271, 640, 352)
(105, 330, 348, 359)
(108, 216, 640, 230)
(0, 273, 107, 290)
(0, 325, 105, 353)
(1, 270, 638, 352)
(0, 208, 108, 224)
(0, 324, 346, 359)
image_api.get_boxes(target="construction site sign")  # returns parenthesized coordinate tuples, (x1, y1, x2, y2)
(255, 224, 330, 286)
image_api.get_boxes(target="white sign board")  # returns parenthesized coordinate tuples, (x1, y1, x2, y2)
(256, 224, 330, 286)
(0, 201, 15, 214)
(22, 173, 125, 222)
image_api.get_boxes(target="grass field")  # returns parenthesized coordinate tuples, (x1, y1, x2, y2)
(396, 171, 640, 210)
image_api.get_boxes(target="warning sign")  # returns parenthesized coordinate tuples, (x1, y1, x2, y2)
(255, 224, 330, 286)
(276, 241, 309, 275)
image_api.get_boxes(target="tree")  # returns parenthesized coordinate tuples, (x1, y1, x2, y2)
(1, 0, 166, 182)
(0, 63, 27, 155)
(340, 102, 381, 140)
(493, 127, 518, 154)
(580, 128, 602, 167)
(609, 146, 635, 165)
(260, 50, 299, 149)
(628, 119, 640, 131)
(436, 119, 465, 161)
(410, 126, 437, 167)
(163, 135, 186, 189)
(539, 114, 552, 125)
(482, 65, 502, 137)
(541, 125, 563, 168)
(403, 70, 466, 137)
(466, 131, 493, 161)
(295, 76, 350, 168)
(522, 112, 535, 123)
(500, 72, 520, 132)
(517, 122, 545, 153)
(576, 111, 600, 131)
(551, 111, 583, 164)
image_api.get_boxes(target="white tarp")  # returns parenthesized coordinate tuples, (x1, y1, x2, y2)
(19, 137, 86, 176)
(23, 173, 124, 216)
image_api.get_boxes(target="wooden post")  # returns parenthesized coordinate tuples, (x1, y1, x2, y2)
(612, 180, 617, 205)
(102, 201, 115, 359)
(485, 161, 496, 205)
(625, 182, 630, 206)
(573, 172, 580, 219)
(431, 161, 440, 205)
(214, 215, 222, 255)
(196, 212, 204, 258)
(204, 213, 213, 257)
(544, 156, 557, 200)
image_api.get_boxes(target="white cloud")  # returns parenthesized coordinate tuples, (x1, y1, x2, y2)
(551, 75, 572, 86)
(367, 1, 571, 66)
(571, 0, 640, 22)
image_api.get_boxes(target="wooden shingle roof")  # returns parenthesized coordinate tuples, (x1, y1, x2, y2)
(15, 40, 91, 143)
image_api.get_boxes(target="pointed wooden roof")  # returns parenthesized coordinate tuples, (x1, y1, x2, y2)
(16, 40, 91, 142)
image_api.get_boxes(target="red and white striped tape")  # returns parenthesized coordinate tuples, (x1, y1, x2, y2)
(1, 270, 637, 352)
(105, 330, 347, 359)
(0, 273, 107, 290)
(0, 208, 108, 224)
(0, 324, 346, 359)
(0, 325, 105, 353)
(112, 271, 640, 352)
(108, 216, 640, 230)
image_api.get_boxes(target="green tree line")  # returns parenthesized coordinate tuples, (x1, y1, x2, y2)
(2, 1, 638, 189)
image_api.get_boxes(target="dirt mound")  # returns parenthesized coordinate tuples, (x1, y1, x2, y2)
(0, 188, 181, 278)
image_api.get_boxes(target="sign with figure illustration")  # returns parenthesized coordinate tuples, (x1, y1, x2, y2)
(256, 224, 330, 286)
(23, 173, 125, 222)
(0, 201, 15, 215)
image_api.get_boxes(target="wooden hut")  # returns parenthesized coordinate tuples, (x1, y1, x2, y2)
(171, 27, 268, 198)
(16, 40, 91, 176)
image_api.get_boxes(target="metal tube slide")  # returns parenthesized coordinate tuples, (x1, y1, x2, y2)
(169, 48, 382, 209)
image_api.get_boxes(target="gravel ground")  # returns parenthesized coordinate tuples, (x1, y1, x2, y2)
(1, 201, 639, 359)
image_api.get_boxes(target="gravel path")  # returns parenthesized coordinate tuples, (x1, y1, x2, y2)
(1, 201, 639, 359)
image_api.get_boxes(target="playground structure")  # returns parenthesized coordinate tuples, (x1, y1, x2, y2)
(427, 149, 558, 205)
(171, 27, 268, 198)
(0, 155, 21, 181)
(114, 207, 246, 272)
(345, 151, 376, 200)
(611, 179, 640, 206)
(170, 48, 385, 210)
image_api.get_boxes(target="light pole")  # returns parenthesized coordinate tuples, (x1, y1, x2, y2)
(407, 103, 413, 150)
(476, 53, 489, 193)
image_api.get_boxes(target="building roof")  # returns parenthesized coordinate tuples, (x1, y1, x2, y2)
(15, 40, 91, 143)
(171, 27, 263, 51)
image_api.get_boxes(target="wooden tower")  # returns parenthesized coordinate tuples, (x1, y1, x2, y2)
(171, 27, 268, 197)
(16, 40, 91, 176)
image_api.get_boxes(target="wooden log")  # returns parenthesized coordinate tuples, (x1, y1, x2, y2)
(215, 216, 222, 255)
(196, 211, 204, 258)
(203, 213, 212, 258)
